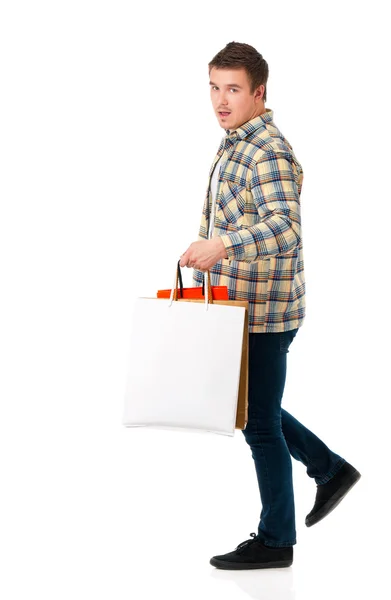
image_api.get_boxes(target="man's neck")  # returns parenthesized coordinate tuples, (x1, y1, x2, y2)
(226, 107, 268, 135)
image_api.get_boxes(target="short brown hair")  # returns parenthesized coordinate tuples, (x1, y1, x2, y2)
(208, 41, 269, 102)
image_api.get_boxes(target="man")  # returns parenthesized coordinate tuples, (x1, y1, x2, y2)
(179, 42, 361, 570)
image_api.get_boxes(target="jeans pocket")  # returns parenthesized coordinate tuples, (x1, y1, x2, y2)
(279, 328, 299, 353)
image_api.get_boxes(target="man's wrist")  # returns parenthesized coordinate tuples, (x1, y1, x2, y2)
(215, 236, 229, 259)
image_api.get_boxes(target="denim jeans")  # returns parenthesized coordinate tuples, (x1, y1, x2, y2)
(242, 327, 346, 548)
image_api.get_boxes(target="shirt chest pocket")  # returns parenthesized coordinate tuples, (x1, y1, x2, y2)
(217, 180, 247, 227)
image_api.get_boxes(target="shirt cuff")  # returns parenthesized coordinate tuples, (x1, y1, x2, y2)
(219, 232, 248, 261)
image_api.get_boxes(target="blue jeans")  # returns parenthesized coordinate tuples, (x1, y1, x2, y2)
(242, 328, 346, 548)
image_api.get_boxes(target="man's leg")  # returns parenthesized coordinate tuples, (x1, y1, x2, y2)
(276, 329, 361, 526)
(281, 409, 346, 484)
(241, 328, 298, 548)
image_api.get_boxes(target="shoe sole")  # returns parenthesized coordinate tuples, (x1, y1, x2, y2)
(210, 557, 293, 570)
(305, 469, 361, 527)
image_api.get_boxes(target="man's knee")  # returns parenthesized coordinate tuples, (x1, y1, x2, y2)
(241, 416, 283, 442)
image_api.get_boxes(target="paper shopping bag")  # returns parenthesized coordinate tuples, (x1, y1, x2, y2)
(172, 296, 248, 430)
(122, 265, 248, 436)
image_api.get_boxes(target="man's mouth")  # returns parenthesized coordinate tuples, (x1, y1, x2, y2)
(219, 111, 231, 117)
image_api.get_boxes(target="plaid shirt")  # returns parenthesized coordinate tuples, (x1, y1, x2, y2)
(192, 108, 306, 333)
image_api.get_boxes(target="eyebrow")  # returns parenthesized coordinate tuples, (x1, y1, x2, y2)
(209, 81, 243, 89)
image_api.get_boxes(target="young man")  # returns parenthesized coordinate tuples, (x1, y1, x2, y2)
(179, 42, 361, 570)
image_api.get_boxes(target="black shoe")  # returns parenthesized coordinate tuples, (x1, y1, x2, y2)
(209, 533, 293, 570)
(305, 461, 361, 527)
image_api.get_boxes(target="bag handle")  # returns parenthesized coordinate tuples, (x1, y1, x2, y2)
(168, 260, 214, 307)
(175, 260, 184, 298)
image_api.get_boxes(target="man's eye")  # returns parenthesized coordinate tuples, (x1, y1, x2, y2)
(211, 86, 237, 92)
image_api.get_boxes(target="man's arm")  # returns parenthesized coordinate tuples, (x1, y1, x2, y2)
(218, 150, 302, 262)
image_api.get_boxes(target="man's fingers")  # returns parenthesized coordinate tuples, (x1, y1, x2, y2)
(179, 253, 200, 269)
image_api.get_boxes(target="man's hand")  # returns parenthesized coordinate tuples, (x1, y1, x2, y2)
(179, 237, 228, 271)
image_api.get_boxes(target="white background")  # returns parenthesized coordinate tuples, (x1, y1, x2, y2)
(0, 1, 389, 598)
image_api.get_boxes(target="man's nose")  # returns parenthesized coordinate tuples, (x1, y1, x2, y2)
(218, 92, 229, 105)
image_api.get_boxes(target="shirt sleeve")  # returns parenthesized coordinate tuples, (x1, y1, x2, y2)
(218, 150, 302, 262)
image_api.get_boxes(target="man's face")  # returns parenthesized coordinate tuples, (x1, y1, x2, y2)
(209, 66, 265, 133)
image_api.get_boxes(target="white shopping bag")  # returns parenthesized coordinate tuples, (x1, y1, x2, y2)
(122, 268, 248, 437)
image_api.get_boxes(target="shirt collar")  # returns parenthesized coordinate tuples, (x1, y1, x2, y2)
(225, 108, 274, 140)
